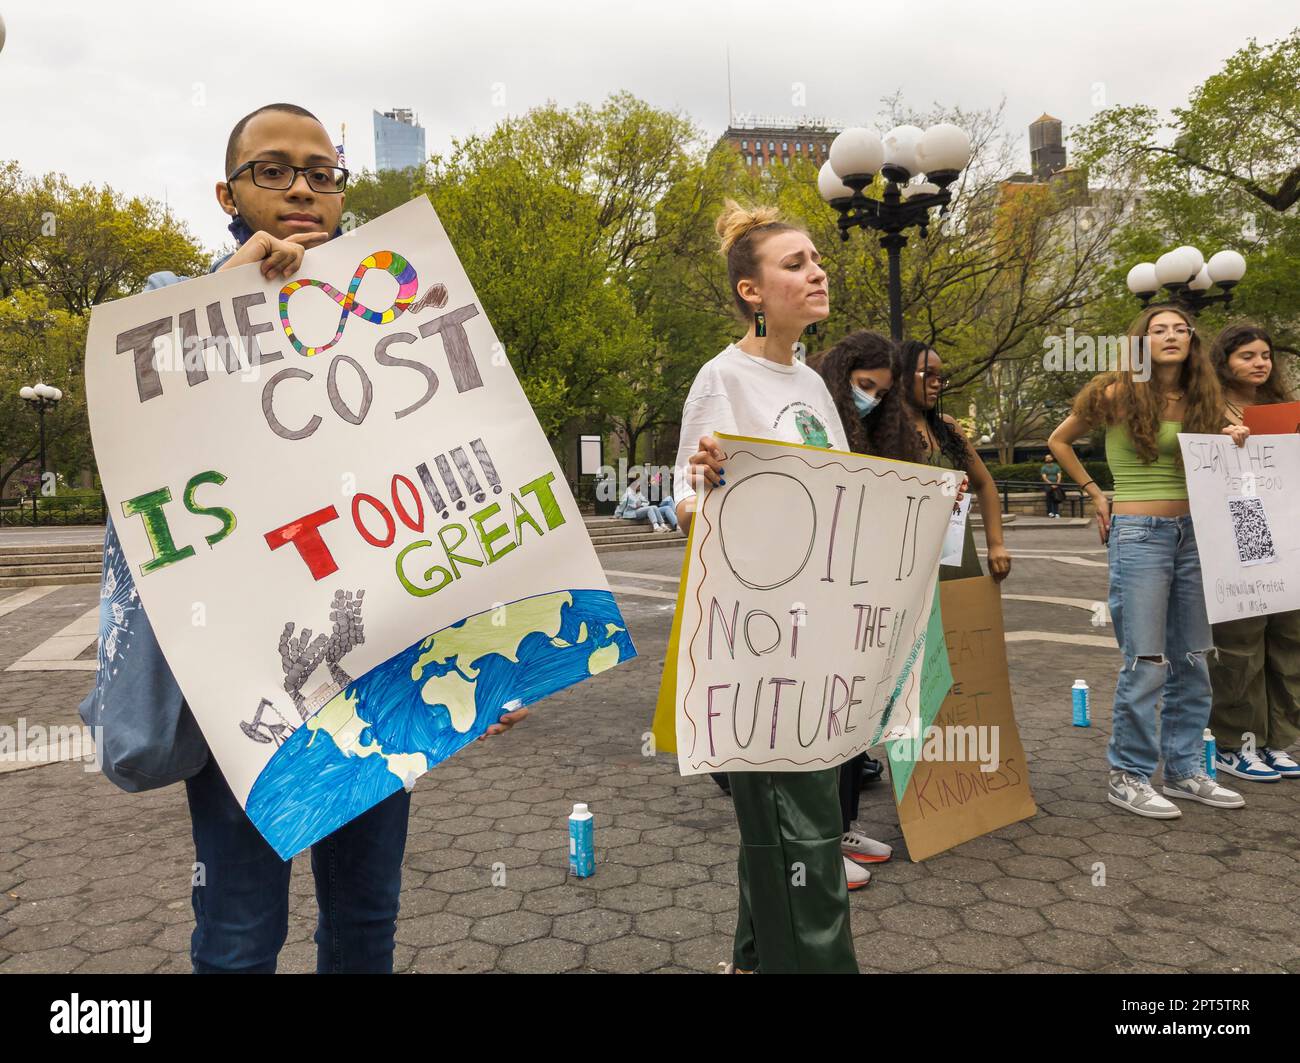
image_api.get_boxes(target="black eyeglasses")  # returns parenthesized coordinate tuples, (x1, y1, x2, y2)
(226, 160, 349, 193)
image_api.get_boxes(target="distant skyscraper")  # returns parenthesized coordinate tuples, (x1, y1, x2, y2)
(373, 108, 426, 172)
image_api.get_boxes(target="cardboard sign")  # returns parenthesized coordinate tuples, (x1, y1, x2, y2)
(893, 576, 1036, 862)
(654, 434, 956, 774)
(1179, 432, 1300, 623)
(85, 197, 635, 858)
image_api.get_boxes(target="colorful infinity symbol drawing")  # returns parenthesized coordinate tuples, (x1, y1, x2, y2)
(279, 250, 419, 357)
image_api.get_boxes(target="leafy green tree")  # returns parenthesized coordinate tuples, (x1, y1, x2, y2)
(342, 167, 423, 226)
(415, 93, 725, 459)
(1073, 30, 1300, 356)
(0, 162, 208, 312)
(0, 289, 92, 497)
(0, 162, 205, 497)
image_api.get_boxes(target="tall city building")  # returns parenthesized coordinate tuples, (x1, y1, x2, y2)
(719, 114, 841, 172)
(373, 108, 426, 172)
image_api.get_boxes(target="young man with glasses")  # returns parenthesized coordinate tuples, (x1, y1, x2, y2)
(94, 102, 525, 973)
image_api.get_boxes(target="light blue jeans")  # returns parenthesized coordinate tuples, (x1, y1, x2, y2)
(1106, 514, 1215, 782)
(623, 504, 665, 528)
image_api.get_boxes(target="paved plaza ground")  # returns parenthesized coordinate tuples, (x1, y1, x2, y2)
(1, 522, 1297, 974)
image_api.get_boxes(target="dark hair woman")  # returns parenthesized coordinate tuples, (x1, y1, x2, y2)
(816, 330, 921, 872)
(897, 340, 1011, 582)
(1203, 322, 1300, 781)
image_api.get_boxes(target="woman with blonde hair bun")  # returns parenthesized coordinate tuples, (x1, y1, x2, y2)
(672, 199, 859, 973)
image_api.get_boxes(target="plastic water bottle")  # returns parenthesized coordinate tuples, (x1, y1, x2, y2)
(1203, 729, 1217, 778)
(568, 803, 594, 878)
(1071, 680, 1090, 727)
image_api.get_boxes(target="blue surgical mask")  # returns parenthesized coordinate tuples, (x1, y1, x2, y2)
(851, 385, 881, 417)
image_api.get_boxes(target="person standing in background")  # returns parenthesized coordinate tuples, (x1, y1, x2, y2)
(1040, 455, 1064, 518)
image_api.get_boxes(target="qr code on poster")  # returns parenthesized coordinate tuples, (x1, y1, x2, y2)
(1228, 496, 1276, 566)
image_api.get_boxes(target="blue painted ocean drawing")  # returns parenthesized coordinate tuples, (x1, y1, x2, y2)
(246, 588, 635, 858)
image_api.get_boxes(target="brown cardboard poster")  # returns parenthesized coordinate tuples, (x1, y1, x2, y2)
(894, 575, 1036, 861)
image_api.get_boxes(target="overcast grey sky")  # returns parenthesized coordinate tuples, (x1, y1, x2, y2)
(1, 1, 1295, 250)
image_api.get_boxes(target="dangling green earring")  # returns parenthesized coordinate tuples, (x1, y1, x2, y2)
(754, 309, 767, 338)
(804, 322, 818, 337)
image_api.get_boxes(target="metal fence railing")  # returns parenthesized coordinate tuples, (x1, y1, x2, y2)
(0, 495, 108, 527)
(990, 480, 1099, 519)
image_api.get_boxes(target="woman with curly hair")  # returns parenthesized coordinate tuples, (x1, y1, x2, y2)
(1047, 305, 1251, 818)
(1205, 322, 1300, 781)
(814, 330, 918, 874)
(897, 340, 1011, 582)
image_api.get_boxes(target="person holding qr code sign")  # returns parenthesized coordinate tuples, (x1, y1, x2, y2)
(1047, 306, 1251, 818)
(1205, 323, 1300, 782)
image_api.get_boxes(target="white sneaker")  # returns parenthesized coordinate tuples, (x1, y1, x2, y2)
(843, 855, 872, 890)
(1216, 748, 1281, 782)
(1162, 773, 1246, 808)
(1261, 748, 1300, 778)
(1108, 770, 1181, 818)
(841, 829, 893, 864)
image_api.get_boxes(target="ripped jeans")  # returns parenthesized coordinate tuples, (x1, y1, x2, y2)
(1106, 514, 1214, 782)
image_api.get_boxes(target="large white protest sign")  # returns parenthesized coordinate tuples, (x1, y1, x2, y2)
(659, 434, 956, 774)
(1180, 432, 1300, 624)
(85, 197, 635, 858)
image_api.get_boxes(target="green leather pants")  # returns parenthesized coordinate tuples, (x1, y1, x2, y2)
(729, 767, 858, 973)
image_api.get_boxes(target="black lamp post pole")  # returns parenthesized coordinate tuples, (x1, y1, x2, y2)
(880, 233, 906, 343)
(21, 392, 58, 527)
(36, 401, 47, 527)
(831, 170, 958, 345)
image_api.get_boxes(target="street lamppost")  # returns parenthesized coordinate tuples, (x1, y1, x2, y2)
(1126, 246, 1247, 313)
(18, 382, 62, 526)
(818, 123, 973, 341)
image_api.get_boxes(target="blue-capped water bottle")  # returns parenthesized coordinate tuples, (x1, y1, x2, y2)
(1071, 680, 1090, 727)
(568, 802, 594, 878)
(1203, 729, 1216, 778)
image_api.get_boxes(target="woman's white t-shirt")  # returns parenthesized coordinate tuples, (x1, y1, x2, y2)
(672, 344, 848, 504)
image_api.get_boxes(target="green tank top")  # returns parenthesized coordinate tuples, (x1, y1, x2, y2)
(1105, 421, 1187, 502)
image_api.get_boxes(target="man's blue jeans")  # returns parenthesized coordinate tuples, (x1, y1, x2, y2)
(1106, 514, 1215, 782)
(184, 757, 411, 973)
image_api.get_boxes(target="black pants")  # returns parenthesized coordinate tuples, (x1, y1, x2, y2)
(838, 753, 865, 833)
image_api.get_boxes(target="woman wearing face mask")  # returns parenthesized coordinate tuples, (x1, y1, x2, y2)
(1048, 306, 1251, 818)
(816, 330, 921, 876)
(673, 200, 859, 973)
(898, 341, 1011, 582)
(1205, 323, 1300, 782)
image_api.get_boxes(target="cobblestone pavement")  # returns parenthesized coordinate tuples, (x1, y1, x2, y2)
(1, 526, 1297, 974)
